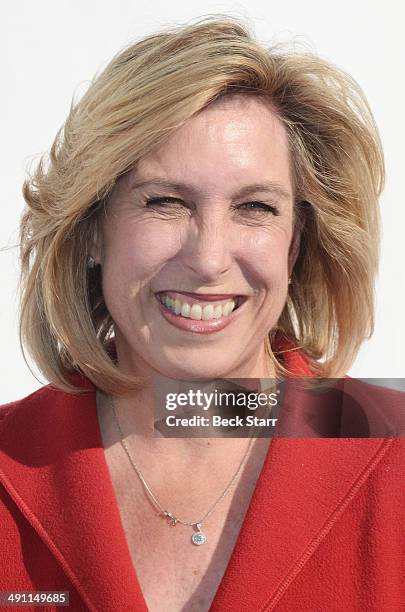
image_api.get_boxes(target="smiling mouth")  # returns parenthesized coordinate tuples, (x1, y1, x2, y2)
(155, 292, 247, 321)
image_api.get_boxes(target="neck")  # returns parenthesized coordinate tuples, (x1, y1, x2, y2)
(96, 343, 277, 464)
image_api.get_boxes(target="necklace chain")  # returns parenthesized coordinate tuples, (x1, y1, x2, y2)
(108, 388, 274, 544)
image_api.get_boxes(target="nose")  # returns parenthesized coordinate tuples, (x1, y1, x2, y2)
(180, 213, 233, 281)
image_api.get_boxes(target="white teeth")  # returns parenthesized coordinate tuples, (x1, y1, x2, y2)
(180, 302, 191, 317)
(222, 302, 234, 316)
(174, 298, 182, 315)
(190, 304, 202, 320)
(202, 304, 214, 320)
(213, 305, 223, 319)
(159, 294, 238, 320)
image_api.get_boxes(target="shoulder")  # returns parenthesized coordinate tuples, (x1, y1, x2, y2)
(362, 377, 405, 417)
(280, 373, 405, 437)
(1, 371, 94, 407)
(0, 373, 97, 459)
(332, 376, 405, 438)
(0, 384, 55, 429)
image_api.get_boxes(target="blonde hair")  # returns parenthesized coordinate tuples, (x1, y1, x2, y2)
(19, 15, 384, 396)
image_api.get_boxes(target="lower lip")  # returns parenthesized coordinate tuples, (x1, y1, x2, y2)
(155, 296, 246, 334)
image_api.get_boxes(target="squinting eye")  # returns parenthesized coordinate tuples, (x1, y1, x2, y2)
(238, 201, 280, 215)
(145, 196, 182, 206)
(144, 197, 280, 216)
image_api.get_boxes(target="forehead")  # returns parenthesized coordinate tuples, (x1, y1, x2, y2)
(132, 95, 293, 199)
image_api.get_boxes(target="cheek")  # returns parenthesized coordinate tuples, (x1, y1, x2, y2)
(103, 221, 182, 283)
(241, 228, 291, 283)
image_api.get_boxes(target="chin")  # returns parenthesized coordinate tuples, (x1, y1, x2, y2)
(157, 361, 232, 382)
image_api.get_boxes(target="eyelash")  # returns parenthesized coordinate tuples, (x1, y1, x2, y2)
(144, 196, 280, 215)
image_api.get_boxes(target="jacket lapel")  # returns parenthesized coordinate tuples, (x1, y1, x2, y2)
(211, 341, 394, 609)
(0, 376, 148, 611)
(211, 435, 392, 610)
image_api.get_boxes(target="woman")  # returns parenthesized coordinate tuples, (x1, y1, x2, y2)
(1, 15, 404, 612)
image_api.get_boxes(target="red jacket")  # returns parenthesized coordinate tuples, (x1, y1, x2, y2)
(1, 345, 405, 611)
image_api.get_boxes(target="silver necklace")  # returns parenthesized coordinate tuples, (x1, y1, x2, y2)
(108, 395, 259, 546)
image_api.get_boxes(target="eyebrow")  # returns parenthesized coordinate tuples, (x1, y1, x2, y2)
(129, 177, 292, 202)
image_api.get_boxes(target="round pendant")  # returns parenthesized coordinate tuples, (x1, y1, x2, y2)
(191, 523, 207, 546)
(191, 531, 207, 545)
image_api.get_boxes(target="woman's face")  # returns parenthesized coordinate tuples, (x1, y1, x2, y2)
(94, 95, 299, 380)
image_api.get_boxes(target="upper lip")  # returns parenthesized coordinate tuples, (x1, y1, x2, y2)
(155, 290, 245, 301)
